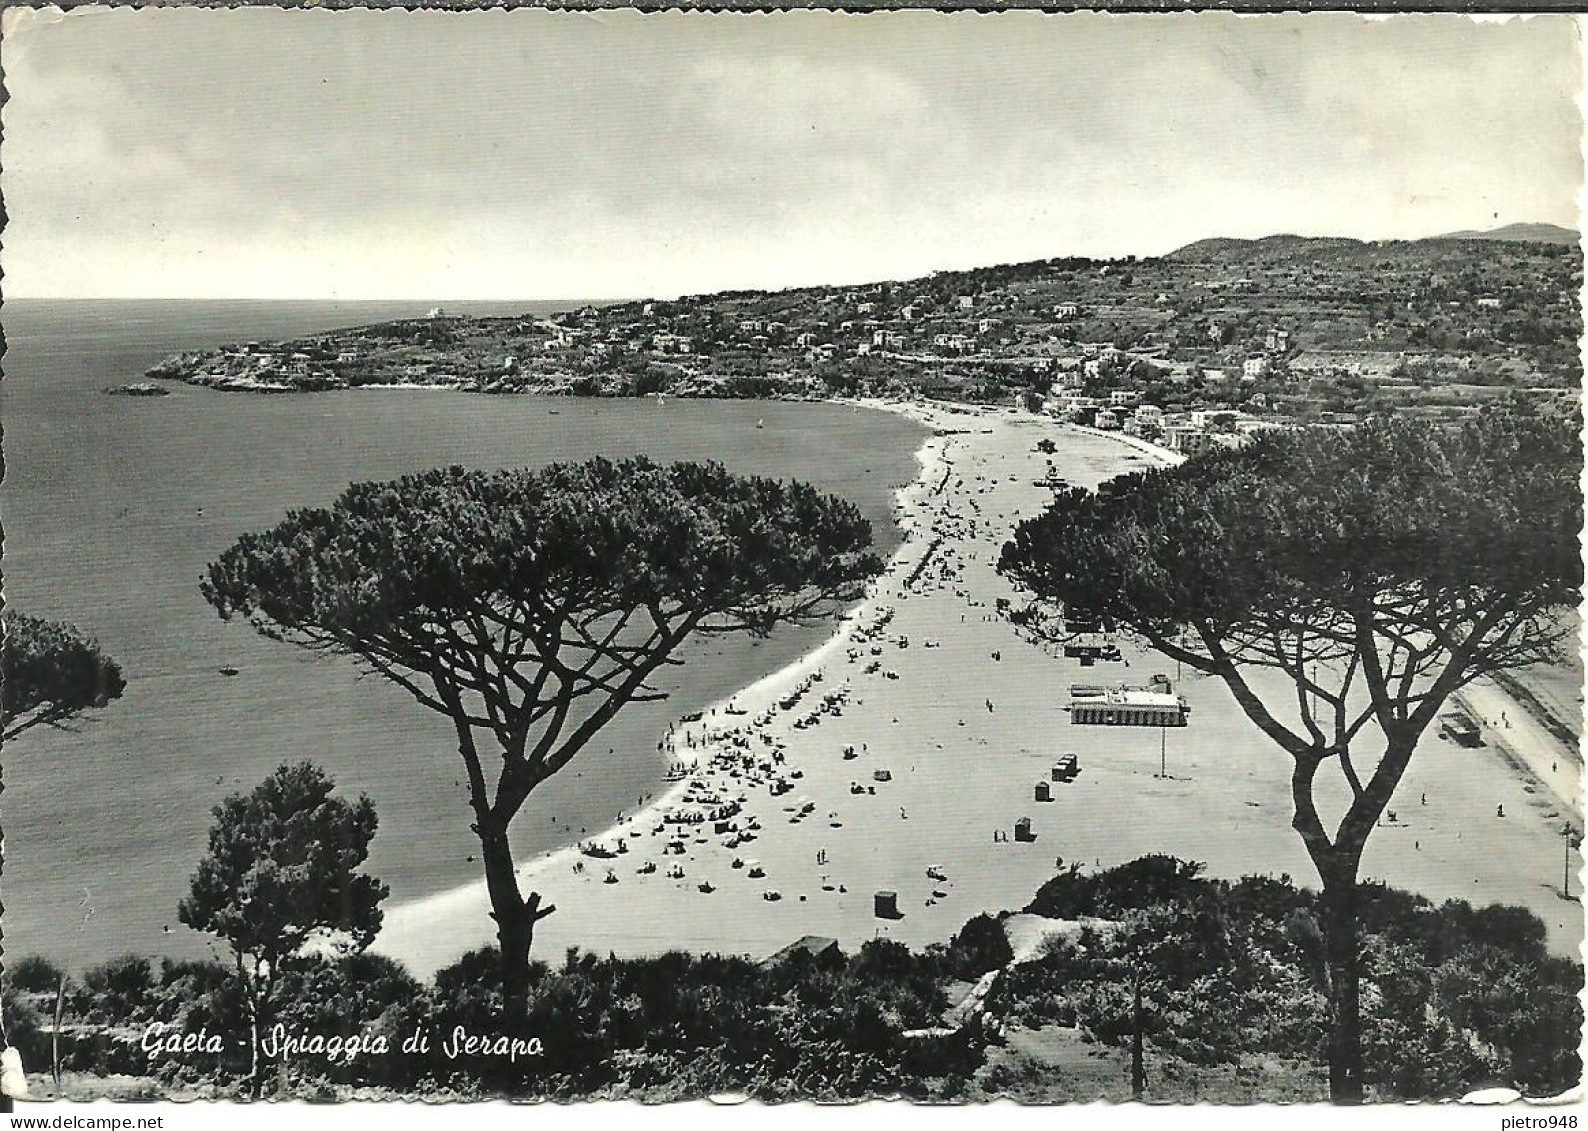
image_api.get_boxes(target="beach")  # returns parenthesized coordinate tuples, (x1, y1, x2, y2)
(376, 401, 1585, 974)
(0, 299, 928, 970)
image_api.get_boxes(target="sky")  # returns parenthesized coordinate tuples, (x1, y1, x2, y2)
(1, 9, 1582, 300)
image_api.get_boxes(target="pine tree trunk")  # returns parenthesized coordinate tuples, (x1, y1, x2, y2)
(1321, 867, 1364, 1104)
(496, 907, 534, 1021)
(478, 817, 539, 1020)
(53, 974, 66, 1091)
(1131, 973, 1146, 1100)
(248, 1007, 262, 1100)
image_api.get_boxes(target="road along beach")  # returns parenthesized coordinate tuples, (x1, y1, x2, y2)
(376, 401, 1583, 975)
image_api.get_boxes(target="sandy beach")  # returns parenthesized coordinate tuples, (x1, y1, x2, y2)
(376, 401, 1584, 975)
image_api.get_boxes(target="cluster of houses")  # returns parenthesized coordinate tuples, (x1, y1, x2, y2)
(1033, 333, 1317, 451)
(530, 287, 1039, 368)
(520, 286, 1324, 412)
(1046, 388, 1290, 453)
(160, 237, 1569, 413)
(187, 339, 358, 389)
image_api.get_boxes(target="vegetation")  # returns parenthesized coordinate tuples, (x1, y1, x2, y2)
(7, 957, 65, 996)
(1, 612, 125, 743)
(1, 612, 125, 1097)
(149, 234, 1582, 421)
(998, 412, 1583, 1102)
(998, 856, 1580, 1101)
(20, 855, 1578, 1102)
(200, 460, 882, 1013)
(178, 763, 387, 1095)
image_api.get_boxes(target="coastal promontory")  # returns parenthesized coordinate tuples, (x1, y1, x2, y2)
(145, 230, 1581, 428)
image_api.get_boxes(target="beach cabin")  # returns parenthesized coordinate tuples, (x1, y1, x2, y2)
(874, 891, 902, 920)
(1014, 817, 1036, 843)
(1068, 686, 1190, 727)
(873, 769, 893, 783)
(1034, 781, 1053, 803)
(1052, 754, 1080, 782)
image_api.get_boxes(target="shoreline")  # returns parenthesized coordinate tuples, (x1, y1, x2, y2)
(375, 400, 956, 966)
(375, 397, 1584, 974)
(1071, 420, 1584, 826)
(7, 355, 931, 971)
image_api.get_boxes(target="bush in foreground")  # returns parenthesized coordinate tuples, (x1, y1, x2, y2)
(32, 857, 1581, 1101)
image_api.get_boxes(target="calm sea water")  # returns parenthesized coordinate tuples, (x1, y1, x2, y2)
(0, 299, 926, 971)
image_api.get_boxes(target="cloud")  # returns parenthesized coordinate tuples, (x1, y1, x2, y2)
(2, 10, 1579, 299)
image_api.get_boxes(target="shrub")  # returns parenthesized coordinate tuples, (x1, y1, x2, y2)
(947, 914, 1014, 978)
(76, 955, 157, 1025)
(8, 955, 65, 994)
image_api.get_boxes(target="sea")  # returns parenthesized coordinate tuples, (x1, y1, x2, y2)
(0, 299, 927, 972)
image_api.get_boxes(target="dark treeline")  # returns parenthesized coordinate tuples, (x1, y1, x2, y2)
(9, 855, 1579, 1102)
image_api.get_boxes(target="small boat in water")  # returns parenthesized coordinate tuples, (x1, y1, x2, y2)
(219, 666, 240, 677)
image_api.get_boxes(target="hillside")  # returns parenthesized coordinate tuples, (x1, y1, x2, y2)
(15, 856, 1581, 1102)
(1166, 234, 1373, 263)
(147, 233, 1583, 425)
(1438, 222, 1579, 245)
